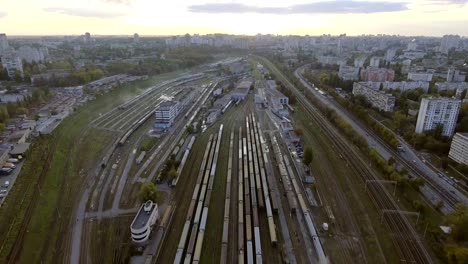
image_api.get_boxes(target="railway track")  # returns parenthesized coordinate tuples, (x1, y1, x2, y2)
(295, 88, 433, 263)
(298, 69, 460, 209)
(7, 136, 57, 263)
(255, 56, 435, 262)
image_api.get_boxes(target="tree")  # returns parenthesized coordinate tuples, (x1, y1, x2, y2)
(138, 182, 158, 203)
(446, 204, 468, 243)
(433, 123, 445, 140)
(294, 127, 304, 137)
(460, 89, 467, 100)
(445, 245, 468, 264)
(0, 66, 9, 80)
(303, 147, 313, 165)
(168, 168, 178, 180)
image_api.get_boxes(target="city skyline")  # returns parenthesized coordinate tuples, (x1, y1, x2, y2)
(1, 0, 468, 36)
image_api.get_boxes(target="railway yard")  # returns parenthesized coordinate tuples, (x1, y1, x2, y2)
(2, 55, 455, 264)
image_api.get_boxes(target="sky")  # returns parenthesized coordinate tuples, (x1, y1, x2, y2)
(0, 0, 468, 36)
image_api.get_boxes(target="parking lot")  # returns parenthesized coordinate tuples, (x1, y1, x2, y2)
(0, 161, 24, 205)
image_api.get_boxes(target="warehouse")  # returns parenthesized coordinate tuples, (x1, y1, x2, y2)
(231, 80, 252, 101)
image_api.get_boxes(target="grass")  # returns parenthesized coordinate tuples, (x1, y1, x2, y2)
(140, 136, 159, 152)
(0, 69, 190, 263)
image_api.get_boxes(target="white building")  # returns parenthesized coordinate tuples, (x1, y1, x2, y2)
(415, 97, 461, 137)
(62, 86, 84, 97)
(354, 56, 366, 67)
(265, 86, 289, 105)
(385, 49, 396, 62)
(338, 65, 360, 80)
(449, 133, 468, 166)
(0, 33, 8, 53)
(440, 35, 460, 54)
(369, 57, 380, 68)
(352, 82, 395, 112)
(436, 82, 468, 91)
(407, 41, 417, 51)
(361, 81, 429, 92)
(154, 101, 180, 129)
(130, 201, 159, 245)
(17, 46, 47, 63)
(447, 68, 466, 82)
(0, 53, 23, 78)
(408, 72, 433, 82)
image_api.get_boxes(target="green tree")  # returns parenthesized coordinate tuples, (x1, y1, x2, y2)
(303, 147, 313, 165)
(460, 89, 467, 100)
(16, 107, 28, 115)
(446, 204, 468, 243)
(445, 245, 468, 264)
(0, 66, 9, 80)
(168, 168, 178, 180)
(294, 127, 304, 137)
(138, 182, 158, 203)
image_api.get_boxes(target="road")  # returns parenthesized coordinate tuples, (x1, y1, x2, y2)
(294, 64, 468, 208)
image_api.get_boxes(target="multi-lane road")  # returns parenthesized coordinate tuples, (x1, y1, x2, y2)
(294, 64, 468, 210)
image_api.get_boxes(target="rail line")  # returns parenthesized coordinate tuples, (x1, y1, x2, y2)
(298, 69, 460, 209)
(296, 84, 433, 263)
(220, 132, 234, 264)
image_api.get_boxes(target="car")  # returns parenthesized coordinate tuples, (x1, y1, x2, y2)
(0, 193, 6, 198)
(0, 189, 7, 194)
(413, 160, 416, 163)
(3, 181, 9, 188)
(0, 168, 12, 175)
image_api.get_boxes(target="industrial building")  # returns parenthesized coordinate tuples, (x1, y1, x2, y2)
(415, 97, 461, 137)
(352, 82, 395, 112)
(154, 101, 180, 129)
(130, 201, 159, 245)
(448, 133, 468, 166)
(231, 80, 252, 101)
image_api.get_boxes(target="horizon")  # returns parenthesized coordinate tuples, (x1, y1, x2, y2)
(1, 0, 468, 36)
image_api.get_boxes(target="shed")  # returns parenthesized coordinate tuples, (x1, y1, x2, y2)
(10, 142, 31, 157)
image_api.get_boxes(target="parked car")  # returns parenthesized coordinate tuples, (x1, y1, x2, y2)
(3, 163, 15, 169)
(0, 168, 12, 175)
(7, 158, 19, 163)
(3, 181, 9, 188)
(0, 189, 7, 194)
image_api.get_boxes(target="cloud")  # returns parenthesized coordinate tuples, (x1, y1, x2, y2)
(43, 7, 125, 18)
(188, 1, 408, 14)
(103, 0, 133, 5)
(0, 11, 7, 18)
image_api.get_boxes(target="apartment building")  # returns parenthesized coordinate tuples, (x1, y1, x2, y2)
(352, 82, 395, 112)
(415, 97, 461, 137)
(448, 133, 468, 166)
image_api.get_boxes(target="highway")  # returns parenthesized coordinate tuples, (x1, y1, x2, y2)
(294, 64, 468, 210)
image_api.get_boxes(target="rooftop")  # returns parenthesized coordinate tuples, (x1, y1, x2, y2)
(10, 142, 31, 155)
(131, 201, 157, 230)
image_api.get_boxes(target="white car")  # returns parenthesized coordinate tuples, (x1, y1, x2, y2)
(4, 181, 9, 188)
(0, 189, 7, 194)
